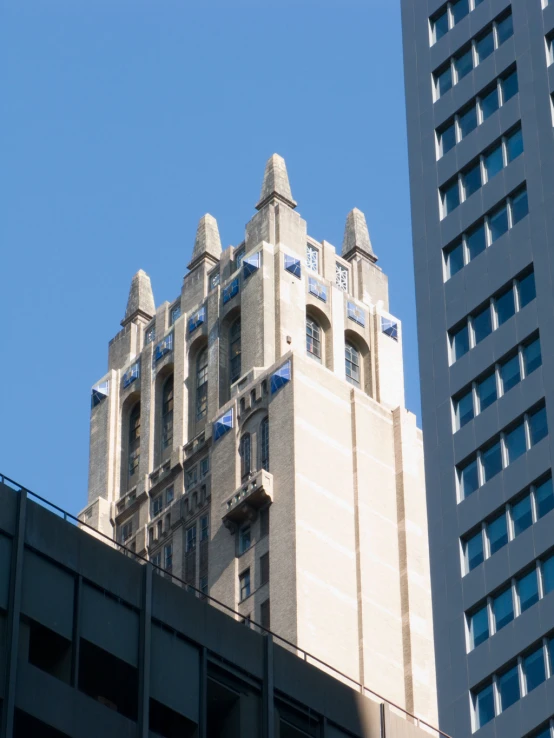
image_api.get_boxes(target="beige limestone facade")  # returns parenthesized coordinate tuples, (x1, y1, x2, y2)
(82, 155, 438, 727)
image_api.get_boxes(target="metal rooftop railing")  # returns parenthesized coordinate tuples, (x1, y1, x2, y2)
(0, 471, 452, 738)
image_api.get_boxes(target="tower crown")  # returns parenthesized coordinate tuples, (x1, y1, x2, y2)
(122, 269, 155, 327)
(256, 154, 297, 211)
(342, 208, 377, 263)
(188, 213, 222, 271)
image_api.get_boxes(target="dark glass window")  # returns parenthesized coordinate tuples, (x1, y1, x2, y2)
(472, 305, 492, 345)
(455, 389, 474, 429)
(493, 588, 514, 631)
(535, 478, 554, 519)
(464, 162, 482, 199)
(512, 495, 533, 536)
(466, 223, 486, 260)
(459, 105, 478, 138)
(505, 421, 527, 465)
(481, 85, 499, 120)
(478, 372, 497, 412)
(518, 569, 539, 613)
(229, 318, 242, 384)
(506, 128, 524, 163)
(502, 69, 518, 103)
(518, 272, 536, 310)
(489, 203, 509, 242)
(196, 348, 208, 420)
(529, 407, 548, 446)
(455, 47, 474, 82)
(436, 65, 453, 98)
(239, 569, 251, 600)
(306, 317, 322, 361)
(128, 402, 141, 478)
(433, 9, 449, 43)
(446, 242, 464, 278)
(488, 513, 508, 555)
(476, 30, 495, 63)
(474, 684, 495, 729)
(466, 530, 484, 572)
(451, 0, 469, 24)
(542, 554, 554, 596)
(261, 417, 269, 472)
(240, 433, 251, 480)
(511, 189, 528, 225)
(161, 376, 174, 451)
(524, 647, 546, 693)
(500, 354, 520, 394)
(460, 458, 479, 498)
(439, 122, 457, 156)
(495, 287, 515, 326)
(469, 605, 489, 649)
(442, 179, 460, 215)
(482, 441, 502, 482)
(498, 665, 520, 712)
(484, 144, 504, 181)
(496, 13, 514, 46)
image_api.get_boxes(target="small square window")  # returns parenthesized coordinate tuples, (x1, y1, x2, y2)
(484, 144, 504, 182)
(445, 242, 464, 278)
(450, 322, 470, 362)
(441, 179, 460, 216)
(454, 47, 474, 83)
(451, 0, 469, 24)
(481, 440, 503, 482)
(480, 86, 499, 121)
(463, 161, 482, 199)
(438, 121, 457, 156)
(381, 317, 398, 341)
(472, 305, 492, 345)
(497, 664, 520, 712)
(535, 478, 554, 519)
(518, 272, 536, 310)
(239, 569, 251, 601)
(511, 189, 529, 226)
(432, 8, 449, 44)
(476, 29, 495, 63)
(435, 64, 453, 99)
(468, 605, 489, 650)
(517, 569, 539, 613)
(487, 513, 508, 555)
(489, 203, 509, 242)
(284, 255, 301, 279)
(495, 287, 515, 326)
(455, 389, 474, 430)
(459, 104, 478, 139)
(474, 683, 495, 729)
(496, 13, 514, 47)
(529, 406, 548, 446)
(459, 457, 479, 499)
(505, 421, 527, 465)
(477, 371, 497, 412)
(512, 494, 533, 536)
(500, 354, 521, 394)
(524, 647, 546, 693)
(466, 222, 486, 261)
(465, 530, 484, 573)
(493, 587, 514, 631)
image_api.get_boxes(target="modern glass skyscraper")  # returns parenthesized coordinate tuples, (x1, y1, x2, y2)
(401, 1, 554, 737)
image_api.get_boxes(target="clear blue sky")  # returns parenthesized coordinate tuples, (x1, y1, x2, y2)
(0, 0, 419, 514)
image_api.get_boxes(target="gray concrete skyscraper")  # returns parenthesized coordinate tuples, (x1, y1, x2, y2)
(401, 1, 554, 738)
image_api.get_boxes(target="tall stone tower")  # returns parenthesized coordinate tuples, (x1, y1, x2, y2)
(82, 155, 438, 724)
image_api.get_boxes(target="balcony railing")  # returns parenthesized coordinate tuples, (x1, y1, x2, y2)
(222, 469, 273, 528)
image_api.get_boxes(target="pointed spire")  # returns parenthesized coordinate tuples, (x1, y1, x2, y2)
(188, 213, 222, 270)
(342, 208, 377, 263)
(256, 154, 297, 211)
(122, 269, 155, 326)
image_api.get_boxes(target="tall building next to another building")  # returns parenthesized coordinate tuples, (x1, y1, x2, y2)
(82, 154, 437, 723)
(402, 1, 554, 737)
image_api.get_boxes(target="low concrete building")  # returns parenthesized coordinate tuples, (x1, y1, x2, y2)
(0, 477, 448, 738)
(82, 155, 438, 725)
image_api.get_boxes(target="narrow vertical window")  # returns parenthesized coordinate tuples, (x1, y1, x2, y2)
(240, 433, 251, 480)
(229, 318, 241, 384)
(128, 402, 141, 479)
(239, 569, 251, 601)
(306, 244, 319, 272)
(335, 263, 348, 292)
(306, 318, 322, 361)
(196, 348, 208, 420)
(261, 417, 269, 471)
(345, 342, 361, 387)
(161, 375, 174, 451)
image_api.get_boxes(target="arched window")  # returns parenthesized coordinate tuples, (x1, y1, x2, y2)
(345, 342, 360, 387)
(240, 433, 251, 480)
(260, 417, 269, 471)
(306, 318, 321, 362)
(230, 318, 241, 384)
(161, 375, 174, 451)
(196, 349, 208, 420)
(128, 402, 141, 478)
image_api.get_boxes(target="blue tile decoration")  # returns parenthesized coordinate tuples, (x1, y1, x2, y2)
(381, 317, 398, 341)
(243, 252, 260, 279)
(91, 380, 109, 408)
(271, 360, 292, 394)
(188, 306, 206, 333)
(213, 408, 234, 441)
(123, 362, 140, 389)
(347, 301, 365, 327)
(284, 255, 301, 279)
(222, 278, 239, 305)
(154, 332, 173, 362)
(308, 277, 327, 302)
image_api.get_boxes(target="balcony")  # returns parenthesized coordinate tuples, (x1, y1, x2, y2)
(222, 469, 273, 528)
